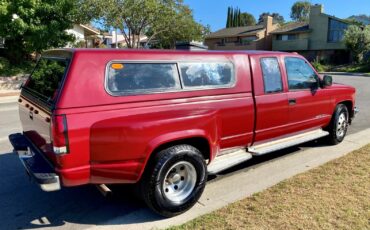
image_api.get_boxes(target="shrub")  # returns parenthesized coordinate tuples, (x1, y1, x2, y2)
(311, 59, 325, 72)
(0, 57, 35, 77)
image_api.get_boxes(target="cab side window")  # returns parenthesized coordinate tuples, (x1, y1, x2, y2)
(260, 57, 283, 93)
(285, 57, 319, 90)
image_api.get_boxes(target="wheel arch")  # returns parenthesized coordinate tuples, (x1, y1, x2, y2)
(339, 100, 354, 119)
(138, 131, 214, 181)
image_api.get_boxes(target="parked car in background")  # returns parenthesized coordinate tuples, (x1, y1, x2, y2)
(9, 49, 357, 217)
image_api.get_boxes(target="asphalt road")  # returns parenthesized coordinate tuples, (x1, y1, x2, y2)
(0, 74, 369, 230)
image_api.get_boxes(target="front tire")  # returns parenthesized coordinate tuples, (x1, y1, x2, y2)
(139, 144, 207, 217)
(327, 104, 349, 145)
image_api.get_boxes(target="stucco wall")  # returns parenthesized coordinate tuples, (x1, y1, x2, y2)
(272, 32, 310, 51)
(66, 25, 85, 41)
(308, 5, 346, 50)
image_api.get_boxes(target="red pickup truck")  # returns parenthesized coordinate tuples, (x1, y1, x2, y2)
(9, 49, 357, 217)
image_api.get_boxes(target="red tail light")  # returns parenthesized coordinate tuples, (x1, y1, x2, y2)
(51, 114, 69, 155)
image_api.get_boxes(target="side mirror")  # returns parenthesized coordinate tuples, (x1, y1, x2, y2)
(322, 75, 332, 88)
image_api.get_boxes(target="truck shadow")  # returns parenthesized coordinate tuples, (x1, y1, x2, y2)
(0, 139, 326, 229)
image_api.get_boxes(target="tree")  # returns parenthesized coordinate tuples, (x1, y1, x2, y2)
(226, 7, 231, 27)
(240, 13, 256, 26)
(0, 0, 81, 64)
(290, 1, 311, 22)
(79, 0, 203, 49)
(258, 12, 285, 24)
(348, 14, 370, 25)
(146, 3, 204, 49)
(232, 7, 239, 27)
(229, 7, 234, 27)
(202, 24, 212, 39)
(344, 25, 370, 63)
(226, 7, 255, 28)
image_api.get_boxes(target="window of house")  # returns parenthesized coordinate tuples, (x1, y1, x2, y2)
(285, 57, 319, 90)
(328, 18, 348, 42)
(106, 63, 180, 95)
(260, 58, 283, 93)
(276, 34, 297, 41)
(240, 36, 257, 45)
(179, 62, 234, 88)
(225, 37, 238, 43)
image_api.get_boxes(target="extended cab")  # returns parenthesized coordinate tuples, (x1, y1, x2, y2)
(9, 49, 357, 217)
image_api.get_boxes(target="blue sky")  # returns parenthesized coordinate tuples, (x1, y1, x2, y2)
(183, 0, 370, 31)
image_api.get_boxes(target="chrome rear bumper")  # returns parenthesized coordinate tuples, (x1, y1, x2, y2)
(8, 133, 61, 192)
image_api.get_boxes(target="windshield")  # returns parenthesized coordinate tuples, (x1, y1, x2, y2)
(24, 58, 69, 103)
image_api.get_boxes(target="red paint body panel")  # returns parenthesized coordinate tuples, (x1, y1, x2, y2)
(17, 49, 356, 187)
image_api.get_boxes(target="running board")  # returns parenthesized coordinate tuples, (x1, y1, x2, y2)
(248, 129, 329, 156)
(208, 149, 252, 174)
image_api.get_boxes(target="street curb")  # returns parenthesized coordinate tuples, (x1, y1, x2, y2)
(0, 91, 20, 98)
(319, 72, 370, 77)
(0, 95, 19, 104)
(87, 128, 370, 230)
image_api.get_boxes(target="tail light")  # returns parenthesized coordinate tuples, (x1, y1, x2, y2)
(51, 114, 70, 155)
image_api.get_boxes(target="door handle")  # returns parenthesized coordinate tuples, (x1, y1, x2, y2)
(289, 98, 296, 105)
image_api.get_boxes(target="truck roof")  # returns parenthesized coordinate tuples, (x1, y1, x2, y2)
(42, 48, 290, 58)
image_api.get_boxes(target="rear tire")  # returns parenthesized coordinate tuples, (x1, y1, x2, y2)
(326, 104, 349, 145)
(139, 144, 207, 217)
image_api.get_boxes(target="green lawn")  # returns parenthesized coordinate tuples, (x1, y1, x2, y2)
(169, 144, 370, 230)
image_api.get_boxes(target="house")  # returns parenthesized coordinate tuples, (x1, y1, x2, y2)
(175, 41, 208, 50)
(104, 30, 149, 48)
(204, 16, 278, 51)
(101, 32, 113, 48)
(271, 4, 350, 63)
(66, 24, 101, 48)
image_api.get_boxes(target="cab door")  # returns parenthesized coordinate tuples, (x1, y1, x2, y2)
(250, 55, 290, 144)
(283, 56, 332, 133)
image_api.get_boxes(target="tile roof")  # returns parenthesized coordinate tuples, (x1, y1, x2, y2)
(205, 25, 265, 39)
(271, 22, 310, 34)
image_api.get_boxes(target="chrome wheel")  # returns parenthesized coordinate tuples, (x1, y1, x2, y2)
(336, 113, 348, 138)
(162, 161, 197, 204)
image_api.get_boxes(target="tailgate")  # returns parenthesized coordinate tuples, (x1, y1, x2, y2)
(19, 55, 70, 163)
(18, 95, 52, 153)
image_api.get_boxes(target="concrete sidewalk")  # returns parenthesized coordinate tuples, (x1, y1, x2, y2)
(87, 128, 370, 230)
(0, 95, 18, 104)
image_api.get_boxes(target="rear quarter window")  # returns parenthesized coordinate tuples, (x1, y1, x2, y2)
(106, 62, 180, 95)
(179, 62, 234, 88)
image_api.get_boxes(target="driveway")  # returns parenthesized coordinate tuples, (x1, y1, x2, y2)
(0, 74, 369, 230)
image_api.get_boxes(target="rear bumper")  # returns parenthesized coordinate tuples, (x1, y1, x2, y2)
(8, 133, 61, 192)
